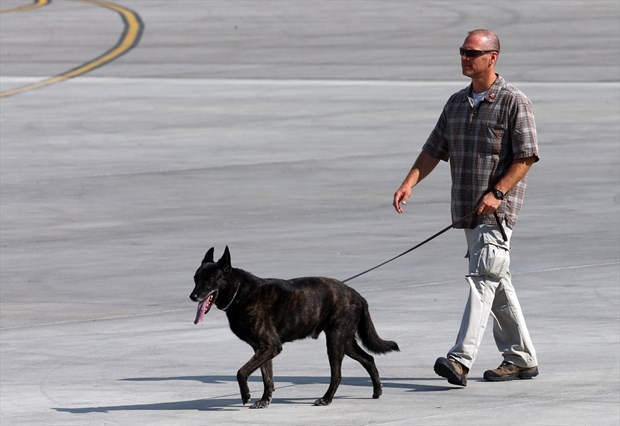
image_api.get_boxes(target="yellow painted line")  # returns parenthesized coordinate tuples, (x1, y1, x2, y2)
(0, 0, 143, 98)
(0, 0, 50, 14)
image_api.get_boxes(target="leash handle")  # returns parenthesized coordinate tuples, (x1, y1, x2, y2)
(483, 187, 508, 241)
(342, 210, 476, 283)
(494, 211, 508, 241)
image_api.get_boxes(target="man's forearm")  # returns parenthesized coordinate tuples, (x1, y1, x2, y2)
(402, 151, 441, 189)
(494, 156, 537, 194)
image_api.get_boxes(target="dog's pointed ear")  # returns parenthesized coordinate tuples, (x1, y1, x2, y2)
(218, 246, 231, 271)
(201, 247, 215, 264)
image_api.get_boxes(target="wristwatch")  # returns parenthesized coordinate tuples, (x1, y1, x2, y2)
(491, 188, 505, 200)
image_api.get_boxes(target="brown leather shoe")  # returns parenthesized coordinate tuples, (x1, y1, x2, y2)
(434, 357, 468, 386)
(483, 361, 539, 382)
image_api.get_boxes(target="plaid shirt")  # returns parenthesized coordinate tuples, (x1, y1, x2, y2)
(423, 75, 539, 229)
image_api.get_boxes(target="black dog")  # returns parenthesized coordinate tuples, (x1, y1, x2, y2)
(190, 246, 399, 408)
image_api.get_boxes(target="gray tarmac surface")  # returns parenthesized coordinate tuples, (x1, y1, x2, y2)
(1, 1, 619, 425)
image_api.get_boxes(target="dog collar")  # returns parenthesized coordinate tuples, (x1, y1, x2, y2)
(221, 282, 241, 311)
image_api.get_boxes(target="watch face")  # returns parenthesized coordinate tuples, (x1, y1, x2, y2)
(493, 189, 504, 200)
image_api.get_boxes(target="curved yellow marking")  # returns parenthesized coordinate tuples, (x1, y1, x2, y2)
(0, 0, 143, 98)
(0, 0, 50, 14)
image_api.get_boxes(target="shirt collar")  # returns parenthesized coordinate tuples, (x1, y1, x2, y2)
(485, 74, 504, 102)
(463, 74, 504, 103)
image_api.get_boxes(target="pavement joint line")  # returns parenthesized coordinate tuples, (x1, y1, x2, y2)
(516, 261, 620, 275)
(1, 76, 619, 88)
(0, 308, 187, 331)
(1, 261, 617, 331)
(364, 260, 620, 292)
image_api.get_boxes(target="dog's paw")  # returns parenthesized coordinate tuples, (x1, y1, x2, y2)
(239, 386, 251, 405)
(372, 387, 383, 399)
(249, 399, 270, 409)
(313, 398, 332, 406)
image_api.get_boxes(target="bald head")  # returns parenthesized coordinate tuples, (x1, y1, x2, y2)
(467, 29, 501, 53)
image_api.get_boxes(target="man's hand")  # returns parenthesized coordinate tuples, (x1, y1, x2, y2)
(393, 185, 411, 214)
(392, 152, 440, 215)
(477, 191, 502, 216)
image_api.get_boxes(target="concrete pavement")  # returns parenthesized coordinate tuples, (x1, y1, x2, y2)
(1, 1, 619, 425)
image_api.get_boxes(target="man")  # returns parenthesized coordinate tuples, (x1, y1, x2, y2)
(392, 29, 539, 386)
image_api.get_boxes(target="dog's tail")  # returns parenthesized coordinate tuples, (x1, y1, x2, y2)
(357, 300, 400, 354)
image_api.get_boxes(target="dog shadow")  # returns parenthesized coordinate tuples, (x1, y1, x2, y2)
(53, 375, 451, 414)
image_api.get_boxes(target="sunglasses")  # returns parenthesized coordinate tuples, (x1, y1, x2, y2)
(459, 48, 497, 58)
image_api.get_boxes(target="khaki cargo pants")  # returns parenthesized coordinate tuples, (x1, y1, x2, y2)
(448, 224, 538, 369)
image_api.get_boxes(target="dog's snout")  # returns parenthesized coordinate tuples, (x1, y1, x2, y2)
(190, 292, 198, 302)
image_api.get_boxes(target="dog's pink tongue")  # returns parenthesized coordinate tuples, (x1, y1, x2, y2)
(194, 297, 210, 325)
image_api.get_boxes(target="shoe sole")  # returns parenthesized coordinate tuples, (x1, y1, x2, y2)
(434, 358, 467, 387)
(484, 368, 539, 382)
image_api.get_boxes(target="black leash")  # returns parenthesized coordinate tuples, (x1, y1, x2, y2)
(341, 209, 507, 283)
(493, 211, 508, 241)
(342, 210, 477, 283)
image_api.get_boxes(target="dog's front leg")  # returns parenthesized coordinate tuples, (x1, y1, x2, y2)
(249, 359, 274, 409)
(236, 367, 252, 406)
(237, 344, 281, 408)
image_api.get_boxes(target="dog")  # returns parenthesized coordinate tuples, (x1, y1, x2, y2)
(189, 246, 399, 408)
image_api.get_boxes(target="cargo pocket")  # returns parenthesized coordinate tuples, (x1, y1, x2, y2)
(469, 230, 510, 280)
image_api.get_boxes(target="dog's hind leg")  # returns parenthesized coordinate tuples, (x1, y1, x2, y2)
(250, 359, 275, 409)
(346, 340, 383, 399)
(314, 331, 346, 406)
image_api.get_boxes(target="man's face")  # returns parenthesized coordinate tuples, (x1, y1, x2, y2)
(460, 35, 497, 78)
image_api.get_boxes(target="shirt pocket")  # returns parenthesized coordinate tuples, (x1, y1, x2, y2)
(483, 123, 506, 156)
